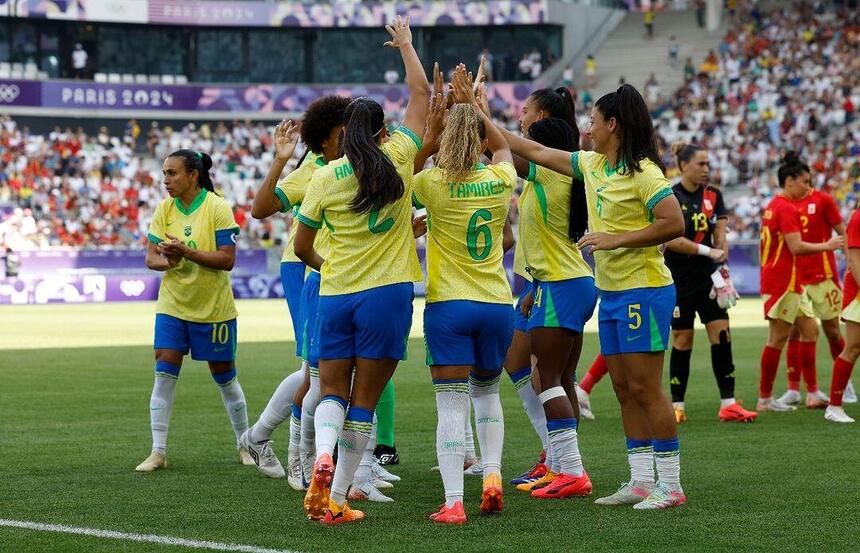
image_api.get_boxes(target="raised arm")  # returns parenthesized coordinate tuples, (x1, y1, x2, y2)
(384, 16, 431, 137)
(414, 86, 446, 174)
(497, 125, 573, 176)
(251, 120, 300, 220)
(452, 73, 511, 166)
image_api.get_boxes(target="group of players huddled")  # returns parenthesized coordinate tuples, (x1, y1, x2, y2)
(132, 17, 857, 526)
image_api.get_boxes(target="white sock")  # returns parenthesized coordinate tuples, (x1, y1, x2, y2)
(547, 419, 583, 476)
(464, 401, 477, 460)
(250, 367, 304, 443)
(672, 401, 685, 410)
(510, 367, 549, 452)
(331, 407, 373, 505)
(470, 374, 504, 479)
(547, 443, 560, 474)
(720, 397, 736, 408)
(314, 396, 346, 458)
(653, 437, 681, 489)
(288, 405, 302, 462)
(300, 369, 321, 459)
(435, 380, 469, 508)
(216, 375, 248, 445)
(149, 374, 177, 455)
(354, 416, 377, 485)
(626, 438, 655, 485)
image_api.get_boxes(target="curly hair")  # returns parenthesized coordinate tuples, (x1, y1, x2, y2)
(300, 95, 351, 154)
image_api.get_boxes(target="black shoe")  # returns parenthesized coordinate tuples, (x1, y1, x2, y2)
(373, 444, 399, 465)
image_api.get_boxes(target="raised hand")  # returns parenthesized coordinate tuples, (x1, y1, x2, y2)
(424, 92, 446, 146)
(432, 61, 444, 98)
(383, 15, 413, 49)
(450, 64, 476, 105)
(475, 82, 490, 116)
(273, 119, 300, 162)
(474, 55, 488, 91)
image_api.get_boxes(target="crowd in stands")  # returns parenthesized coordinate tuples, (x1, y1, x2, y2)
(2, 1, 859, 253)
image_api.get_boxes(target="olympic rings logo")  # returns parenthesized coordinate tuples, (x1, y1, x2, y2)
(0, 84, 21, 103)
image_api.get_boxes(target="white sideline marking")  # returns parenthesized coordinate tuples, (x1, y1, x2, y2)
(0, 519, 302, 553)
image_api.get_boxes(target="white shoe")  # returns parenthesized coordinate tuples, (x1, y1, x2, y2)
(300, 448, 314, 489)
(464, 460, 483, 477)
(631, 482, 687, 510)
(776, 389, 801, 405)
(371, 461, 401, 482)
(844, 381, 858, 404)
(239, 429, 285, 478)
(372, 477, 394, 489)
(757, 397, 797, 412)
(594, 481, 653, 506)
(576, 385, 595, 420)
(238, 447, 256, 466)
(806, 389, 830, 409)
(135, 451, 166, 472)
(349, 480, 394, 503)
(286, 454, 305, 491)
(824, 405, 855, 423)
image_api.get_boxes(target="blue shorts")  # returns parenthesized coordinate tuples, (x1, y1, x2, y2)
(598, 285, 675, 355)
(514, 281, 533, 333)
(424, 300, 514, 371)
(280, 261, 306, 356)
(316, 282, 414, 361)
(300, 271, 322, 367)
(154, 313, 237, 362)
(529, 277, 597, 333)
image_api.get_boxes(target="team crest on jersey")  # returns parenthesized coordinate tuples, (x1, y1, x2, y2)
(184, 225, 192, 237)
(704, 199, 713, 211)
(808, 204, 816, 215)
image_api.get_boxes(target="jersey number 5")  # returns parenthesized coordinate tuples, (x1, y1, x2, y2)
(628, 304, 642, 330)
(467, 209, 493, 261)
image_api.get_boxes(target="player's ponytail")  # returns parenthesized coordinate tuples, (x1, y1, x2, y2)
(529, 87, 579, 139)
(436, 103, 485, 182)
(777, 151, 810, 188)
(672, 142, 703, 172)
(527, 118, 587, 242)
(342, 97, 403, 213)
(168, 149, 216, 193)
(595, 84, 665, 176)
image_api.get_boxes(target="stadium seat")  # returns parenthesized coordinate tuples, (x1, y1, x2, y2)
(161, 74, 175, 84)
(121, 74, 134, 83)
(135, 74, 148, 84)
(175, 75, 188, 85)
(37, 71, 48, 80)
(108, 73, 121, 83)
(148, 74, 161, 83)
(0, 62, 10, 78)
(94, 73, 108, 82)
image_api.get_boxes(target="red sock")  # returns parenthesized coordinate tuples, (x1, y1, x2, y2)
(799, 341, 819, 393)
(580, 354, 608, 394)
(760, 345, 782, 398)
(830, 356, 855, 407)
(786, 339, 801, 391)
(829, 335, 845, 360)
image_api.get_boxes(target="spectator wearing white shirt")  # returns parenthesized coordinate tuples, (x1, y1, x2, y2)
(72, 43, 88, 79)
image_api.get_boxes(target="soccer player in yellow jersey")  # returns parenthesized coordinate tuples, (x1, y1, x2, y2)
(135, 150, 250, 473)
(498, 85, 688, 510)
(243, 97, 349, 489)
(413, 82, 516, 523)
(294, 16, 429, 525)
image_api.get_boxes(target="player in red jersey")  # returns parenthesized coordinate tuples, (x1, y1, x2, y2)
(778, 186, 848, 408)
(758, 153, 843, 412)
(826, 208, 860, 422)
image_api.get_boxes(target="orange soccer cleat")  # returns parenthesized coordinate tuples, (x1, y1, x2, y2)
(429, 501, 467, 525)
(531, 471, 592, 499)
(303, 453, 334, 520)
(321, 499, 364, 526)
(516, 470, 556, 492)
(480, 473, 503, 514)
(718, 401, 758, 422)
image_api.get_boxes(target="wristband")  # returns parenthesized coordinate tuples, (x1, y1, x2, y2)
(697, 244, 712, 257)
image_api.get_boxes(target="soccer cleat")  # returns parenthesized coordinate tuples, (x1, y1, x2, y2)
(373, 444, 400, 466)
(594, 481, 652, 506)
(135, 451, 166, 472)
(531, 471, 592, 499)
(464, 460, 483, 477)
(674, 406, 688, 424)
(348, 480, 394, 503)
(824, 406, 855, 423)
(777, 389, 802, 405)
(844, 381, 858, 404)
(371, 460, 401, 482)
(239, 430, 285, 479)
(718, 402, 758, 423)
(576, 385, 595, 420)
(632, 482, 687, 510)
(300, 449, 314, 489)
(303, 453, 334, 520)
(287, 456, 305, 491)
(372, 477, 394, 490)
(510, 461, 548, 486)
(321, 499, 364, 525)
(757, 397, 797, 412)
(238, 447, 256, 466)
(516, 471, 556, 492)
(806, 390, 829, 409)
(429, 501, 467, 525)
(480, 473, 503, 514)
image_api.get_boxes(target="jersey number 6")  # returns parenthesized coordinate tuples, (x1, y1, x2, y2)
(467, 209, 493, 261)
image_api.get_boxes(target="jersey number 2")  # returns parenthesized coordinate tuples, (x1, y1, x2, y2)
(467, 209, 492, 261)
(368, 206, 394, 234)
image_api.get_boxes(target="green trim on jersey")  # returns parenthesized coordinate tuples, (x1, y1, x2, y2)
(604, 158, 624, 177)
(297, 213, 322, 229)
(396, 126, 423, 150)
(527, 161, 538, 182)
(147, 233, 163, 244)
(315, 156, 326, 167)
(570, 152, 583, 180)
(646, 187, 674, 214)
(274, 187, 291, 213)
(174, 189, 207, 216)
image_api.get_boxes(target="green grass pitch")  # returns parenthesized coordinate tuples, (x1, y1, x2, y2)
(1, 299, 858, 552)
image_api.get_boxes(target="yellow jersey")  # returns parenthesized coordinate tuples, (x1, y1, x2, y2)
(413, 161, 516, 304)
(147, 189, 239, 322)
(276, 152, 326, 264)
(571, 151, 674, 291)
(298, 127, 424, 296)
(512, 239, 531, 281)
(520, 162, 593, 282)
